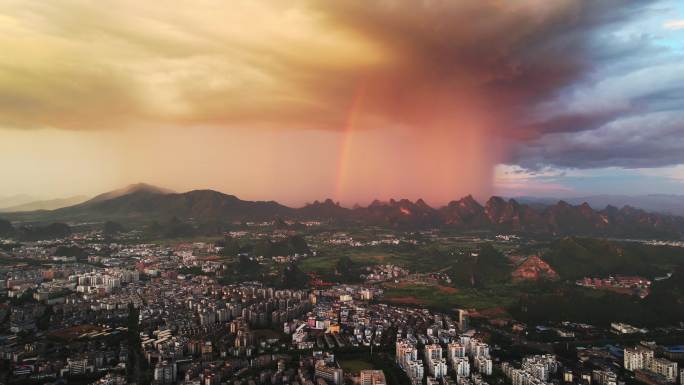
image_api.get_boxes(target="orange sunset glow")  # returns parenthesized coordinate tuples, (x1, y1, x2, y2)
(2, 0, 684, 203)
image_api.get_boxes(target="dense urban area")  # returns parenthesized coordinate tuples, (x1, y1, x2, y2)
(1, 212, 683, 385)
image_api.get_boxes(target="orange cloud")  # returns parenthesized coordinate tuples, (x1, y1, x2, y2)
(0, 0, 642, 203)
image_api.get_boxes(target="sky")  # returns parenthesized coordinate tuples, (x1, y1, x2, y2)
(1, 0, 684, 206)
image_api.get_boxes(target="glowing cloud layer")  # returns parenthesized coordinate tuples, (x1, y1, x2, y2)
(1, 0, 683, 202)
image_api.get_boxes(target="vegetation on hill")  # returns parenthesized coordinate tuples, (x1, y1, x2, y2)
(280, 263, 309, 289)
(54, 245, 87, 259)
(17, 222, 71, 241)
(644, 266, 684, 323)
(449, 243, 513, 287)
(0, 219, 73, 241)
(510, 275, 684, 327)
(335, 255, 364, 282)
(217, 235, 241, 257)
(542, 237, 683, 279)
(218, 254, 263, 284)
(250, 235, 311, 257)
(103, 220, 125, 236)
(0, 218, 14, 237)
(504, 238, 684, 326)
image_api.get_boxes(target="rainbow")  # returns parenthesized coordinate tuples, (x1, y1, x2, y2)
(334, 82, 367, 201)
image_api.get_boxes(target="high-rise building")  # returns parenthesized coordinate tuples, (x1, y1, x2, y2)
(407, 360, 424, 385)
(315, 364, 343, 385)
(522, 355, 558, 382)
(425, 344, 443, 364)
(67, 357, 90, 375)
(428, 358, 448, 378)
(396, 340, 418, 369)
(360, 370, 387, 385)
(563, 369, 574, 383)
(624, 346, 654, 371)
(452, 357, 470, 378)
(475, 356, 493, 376)
(471, 342, 490, 358)
(424, 344, 445, 378)
(456, 309, 469, 331)
(649, 357, 677, 383)
(153, 360, 177, 384)
(592, 369, 617, 385)
(448, 343, 466, 360)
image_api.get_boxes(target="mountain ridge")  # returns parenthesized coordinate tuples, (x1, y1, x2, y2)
(515, 194, 684, 216)
(2, 184, 684, 238)
(0, 195, 89, 213)
(86, 183, 174, 204)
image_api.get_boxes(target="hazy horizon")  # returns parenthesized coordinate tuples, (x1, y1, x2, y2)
(7, 181, 684, 213)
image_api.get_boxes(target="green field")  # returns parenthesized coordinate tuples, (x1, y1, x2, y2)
(381, 282, 520, 311)
(146, 235, 224, 245)
(298, 241, 520, 312)
(299, 243, 476, 274)
(339, 359, 375, 373)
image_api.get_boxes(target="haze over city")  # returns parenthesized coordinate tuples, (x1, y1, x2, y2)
(1, 0, 684, 206)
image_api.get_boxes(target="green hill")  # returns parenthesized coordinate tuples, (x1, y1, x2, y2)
(542, 237, 684, 279)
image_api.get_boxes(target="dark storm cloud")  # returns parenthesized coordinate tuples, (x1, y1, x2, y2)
(313, 0, 684, 174)
(512, 61, 684, 169)
(506, 1, 684, 170)
(311, 0, 596, 127)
